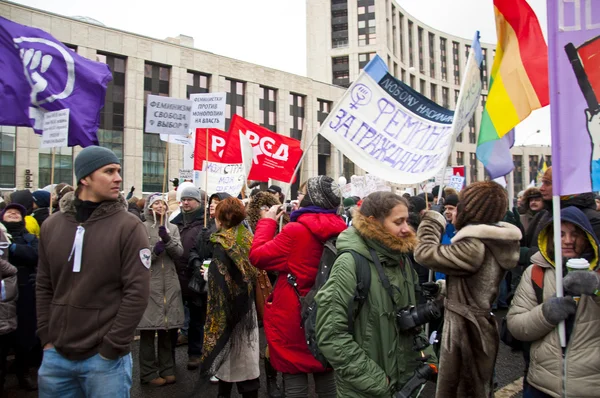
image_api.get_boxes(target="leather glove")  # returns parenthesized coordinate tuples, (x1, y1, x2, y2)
(153, 241, 165, 255)
(542, 295, 577, 325)
(421, 282, 440, 299)
(158, 226, 171, 243)
(130, 186, 135, 193)
(564, 271, 600, 296)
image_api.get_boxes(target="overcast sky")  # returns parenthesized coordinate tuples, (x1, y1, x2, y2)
(11, 0, 551, 145)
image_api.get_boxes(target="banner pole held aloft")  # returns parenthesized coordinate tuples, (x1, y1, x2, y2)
(49, 147, 56, 215)
(552, 195, 567, 348)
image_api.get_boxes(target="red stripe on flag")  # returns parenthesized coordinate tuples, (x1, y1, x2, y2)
(578, 37, 600, 102)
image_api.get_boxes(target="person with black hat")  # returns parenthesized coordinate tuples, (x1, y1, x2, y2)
(415, 181, 522, 397)
(31, 190, 51, 227)
(250, 176, 346, 397)
(36, 146, 150, 397)
(170, 184, 209, 370)
(267, 185, 285, 204)
(1, 203, 38, 392)
(8, 190, 39, 238)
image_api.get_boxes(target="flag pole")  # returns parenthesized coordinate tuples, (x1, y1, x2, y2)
(160, 141, 169, 226)
(204, 128, 209, 228)
(49, 147, 56, 215)
(552, 195, 567, 347)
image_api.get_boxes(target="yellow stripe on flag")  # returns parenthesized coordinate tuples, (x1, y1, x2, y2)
(486, 74, 520, 137)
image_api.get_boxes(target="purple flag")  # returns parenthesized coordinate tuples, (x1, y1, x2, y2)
(547, 3, 600, 195)
(0, 16, 112, 148)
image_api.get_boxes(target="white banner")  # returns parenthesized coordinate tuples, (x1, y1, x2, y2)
(448, 176, 465, 192)
(179, 169, 193, 181)
(40, 109, 69, 148)
(193, 162, 245, 197)
(160, 133, 193, 146)
(318, 55, 454, 184)
(190, 93, 226, 130)
(145, 95, 192, 136)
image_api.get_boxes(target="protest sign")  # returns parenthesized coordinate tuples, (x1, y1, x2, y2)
(547, 2, 600, 194)
(145, 95, 192, 135)
(190, 93, 226, 130)
(351, 176, 366, 198)
(179, 169, 193, 181)
(448, 176, 465, 192)
(318, 55, 454, 184)
(160, 133, 192, 146)
(341, 184, 353, 198)
(40, 109, 69, 148)
(204, 162, 245, 197)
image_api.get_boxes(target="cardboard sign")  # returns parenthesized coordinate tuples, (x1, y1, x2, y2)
(179, 169, 193, 181)
(190, 93, 226, 130)
(40, 109, 69, 148)
(145, 95, 192, 135)
(448, 176, 465, 192)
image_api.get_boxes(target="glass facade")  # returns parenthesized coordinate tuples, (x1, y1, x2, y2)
(96, 53, 125, 182)
(470, 152, 478, 183)
(225, 78, 245, 131)
(418, 27, 424, 73)
(187, 71, 210, 96)
(259, 86, 277, 132)
(440, 37, 447, 81)
(332, 56, 350, 87)
(317, 100, 332, 176)
(331, 0, 349, 48)
(357, 0, 376, 46)
(453, 41, 460, 85)
(481, 48, 489, 90)
(429, 32, 435, 78)
(142, 62, 170, 192)
(358, 52, 376, 70)
(0, 126, 16, 188)
(408, 20, 414, 67)
(529, 155, 539, 184)
(456, 151, 464, 166)
(468, 116, 477, 144)
(442, 87, 449, 108)
(289, 93, 305, 141)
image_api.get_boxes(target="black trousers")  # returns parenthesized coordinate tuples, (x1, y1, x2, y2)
(0, 332, 28, 388)
(218, 378, 260, 397)
(187, 300, 207, 357)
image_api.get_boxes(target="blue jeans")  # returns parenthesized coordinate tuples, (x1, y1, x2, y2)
(38, 347, 132, 398)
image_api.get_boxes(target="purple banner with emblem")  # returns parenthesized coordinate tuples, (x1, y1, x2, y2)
(0, 16, 112, 148)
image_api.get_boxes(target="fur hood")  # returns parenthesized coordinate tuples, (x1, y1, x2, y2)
(352, 211, 418, 254)
(59, 191, 128, 220)
(246, 191, 289, 233)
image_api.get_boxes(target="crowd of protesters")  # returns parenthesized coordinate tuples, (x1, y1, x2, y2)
(0, 146, 598, 398)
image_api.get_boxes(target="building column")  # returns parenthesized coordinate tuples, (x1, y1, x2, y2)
(123, 56, 144, 192)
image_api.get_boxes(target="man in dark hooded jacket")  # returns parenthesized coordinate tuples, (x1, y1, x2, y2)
(32, 190, 51, 227)
(170, 185, 207, 370)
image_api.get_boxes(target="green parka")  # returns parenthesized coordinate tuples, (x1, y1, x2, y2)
(315, 212, 436, 398)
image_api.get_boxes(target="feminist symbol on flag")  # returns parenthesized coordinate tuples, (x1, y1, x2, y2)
(565, 35, 600, 190)
(349, 84, 372, 109)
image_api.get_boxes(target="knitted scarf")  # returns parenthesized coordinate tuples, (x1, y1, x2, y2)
(200, 225, 258, 375)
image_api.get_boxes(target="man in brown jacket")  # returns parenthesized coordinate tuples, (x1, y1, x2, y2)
(36, 146, 150, 397)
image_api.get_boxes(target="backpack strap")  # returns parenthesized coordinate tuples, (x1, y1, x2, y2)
(531, 264, 544, 304)
(345, 250, 371, 334)
(369, 248, 397, 306)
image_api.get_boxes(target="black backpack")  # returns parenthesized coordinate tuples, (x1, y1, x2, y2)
(289, 237, 371, 367)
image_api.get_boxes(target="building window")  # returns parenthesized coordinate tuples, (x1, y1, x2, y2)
(481, 94, 487, 108)
(358, 52, 376, 70)
(317, 100, 332, 175)
(430, 83, 437, 102)
(529, 155, 539, 184)
(143, 62, 170, 193)
(429, 32, 436, 78)
(420, 79, 426, 95)
(410, 75, 415, 89)
(470, 152, 478, 183)
(440, 37, 447, 81)
(408, 20, 414, 67)
(453, 41, 460, 85)
(331, 0, 349, 48)
(546, 155, 552, 166)
(513, 155, 523, 194)
(442, 87, 449, 108)
(393, 62, 398, 78)
(465, 44, 471, 61)
(289, 93, 305, 141)
(399, 13, 404, 61)
(357, 0, 376, 46)
(344, 156, 355, 181)
(0, 126, 16, 188)
(401, 69, 406, 82)
(456, 151, 464, 166)
(332, 56, 350, 87)
(96, 53, 125, 179)
(187, 71, 210, 96)
(481, 48, 489, 90)
(225, 78, 245, 131)
(418, 27, 424, 73)
(454, 89, 460, 105)
(456, 131, 463, 143)
(469, 116, 477, 144)
(39, 147, 73, 187)
(391, 6, 397, 56)
(259, 86, 277, 132)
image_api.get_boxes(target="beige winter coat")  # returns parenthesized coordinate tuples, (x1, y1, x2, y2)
(138, 210, 185, 331)
(507, 251, 600, 397)
(415, 210, 521, 398)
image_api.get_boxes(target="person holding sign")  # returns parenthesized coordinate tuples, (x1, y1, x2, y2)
(137, 193, 184, 387)
(508, 207, 600, 398)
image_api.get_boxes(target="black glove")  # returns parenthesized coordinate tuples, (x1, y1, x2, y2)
(154, 241, 165, 256)
(542, 295, 577, 325)
(158, 226, 171, 243)
(129, 186, 135, 193)
(421, 282, 440, 299)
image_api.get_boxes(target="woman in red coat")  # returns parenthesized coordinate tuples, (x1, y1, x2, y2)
(250, 176, 347, 398)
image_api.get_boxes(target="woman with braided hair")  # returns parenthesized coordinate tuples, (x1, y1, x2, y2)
(414, 181, 522, 397)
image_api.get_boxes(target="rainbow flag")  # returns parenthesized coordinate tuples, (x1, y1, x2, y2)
(476, 0, 549, 179)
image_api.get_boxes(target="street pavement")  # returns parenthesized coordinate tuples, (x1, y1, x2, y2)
(3, 309, 525, 397)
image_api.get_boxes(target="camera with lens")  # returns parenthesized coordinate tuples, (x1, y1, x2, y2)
(396, 299, 443, 332)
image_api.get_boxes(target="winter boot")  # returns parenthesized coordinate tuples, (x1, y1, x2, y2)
(264, 357, 283, 398)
